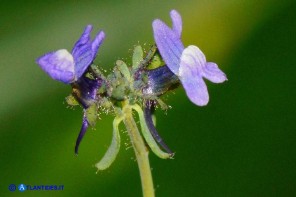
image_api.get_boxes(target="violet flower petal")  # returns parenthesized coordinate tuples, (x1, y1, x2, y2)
(72, 25, 93, 58)
(152, 11, 184, 75)
(203, 62, 228, 83)
(170, 10, 182, 37)
(71, 25, 105, 80)
(179, 46, 209, 106)
(37, 49, 75, 83)
(71, 25, 94, 79)
(91, 31, 105, 57)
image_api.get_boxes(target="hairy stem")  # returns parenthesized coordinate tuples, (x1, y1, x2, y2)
(122, 101, 154, 197)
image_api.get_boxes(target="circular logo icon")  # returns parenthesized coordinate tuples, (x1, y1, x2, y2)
(8, 184, 16, 192)
(18, 184, 26, 192)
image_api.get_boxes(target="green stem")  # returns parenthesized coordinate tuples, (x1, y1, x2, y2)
(122, 101, 155, 197)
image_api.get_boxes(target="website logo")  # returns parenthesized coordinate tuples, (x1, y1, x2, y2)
(8, 184, 16, 192)
(8, 183, 64, 192)
(18, 184, 27, 192)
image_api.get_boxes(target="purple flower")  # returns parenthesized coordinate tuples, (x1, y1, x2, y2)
(153, 10, 227, 106)
(37, 25, 105, 84)
(37, 25, 105, 154)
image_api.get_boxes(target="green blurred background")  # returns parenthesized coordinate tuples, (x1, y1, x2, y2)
(1, 0, 296, 196)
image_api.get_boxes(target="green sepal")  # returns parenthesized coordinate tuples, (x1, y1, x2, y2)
(95, 115, 123, 171)
(90, 64, 105, 79)
(116, 60, 131, 80)
(132, 45, 143, 69)
(111, 84, 128, 101)
(65, 95, 79, 106)
(86, 104, 97, 127)
(141, 44, 157, 68)
(146, 52, 165, 70)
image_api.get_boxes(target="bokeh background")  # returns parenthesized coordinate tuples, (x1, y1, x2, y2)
(1, 0, 296, 196)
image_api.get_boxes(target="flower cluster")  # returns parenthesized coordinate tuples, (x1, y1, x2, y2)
(37, 10, 226, 170)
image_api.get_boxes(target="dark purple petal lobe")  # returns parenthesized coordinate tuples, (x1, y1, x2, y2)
(71, 26, 94, 79)
(71, 26, 105, 80)
(72, 25, 92, 56)
(74, 49, 93, 79)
